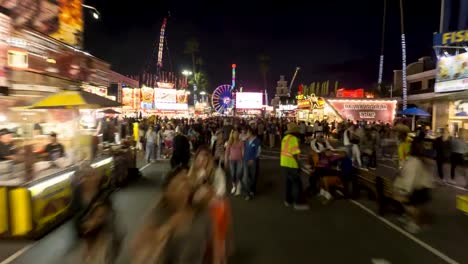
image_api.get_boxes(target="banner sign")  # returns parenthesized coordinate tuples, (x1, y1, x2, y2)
(433, 30, 468, 46)
(327, 100, 397, 124)
(296, 94, 325, 110)
(154, 88, 177, 104)
(435, 52, 468, 93)
(1, 0, 84, 48)
(236, 92, 263, 109)
(0, 14, 10, 87)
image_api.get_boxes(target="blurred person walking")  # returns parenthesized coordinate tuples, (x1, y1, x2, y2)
(74, 164, 120, 263)
(394, 140, 434, 233)
(281, 123, 309, 210)
(226, 130, 244, 195)
(213, 130, 226, 168)
(131, 167, 212, 264)
(171, 127, 191, 169)
(242, 126, 261, 200)
(268, 120, 278, 148)
(450, 129, 467, 184)
(188, 147, 232, 263)
(145, 126, 157, 163)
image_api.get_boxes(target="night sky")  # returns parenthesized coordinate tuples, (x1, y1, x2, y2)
(83, 0, 441, 94)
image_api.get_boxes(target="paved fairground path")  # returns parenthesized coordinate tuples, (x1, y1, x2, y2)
(0, 150, 467, 264)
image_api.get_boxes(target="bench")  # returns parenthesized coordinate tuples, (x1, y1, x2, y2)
(355, 168, 399, 215)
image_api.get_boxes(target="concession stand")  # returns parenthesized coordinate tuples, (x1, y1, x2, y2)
(0, 91, 134, 238)
(327, 99, 397, 124)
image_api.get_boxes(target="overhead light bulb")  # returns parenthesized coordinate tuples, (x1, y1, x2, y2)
(93, 12, 99, 19)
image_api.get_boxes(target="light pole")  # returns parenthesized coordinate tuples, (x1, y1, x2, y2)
(182, 70, 196, 105)
(200, 91, 206, 102)
(82, 4, 101, 19)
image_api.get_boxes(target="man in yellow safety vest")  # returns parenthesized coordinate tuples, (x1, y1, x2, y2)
(281, 123, 309, 210)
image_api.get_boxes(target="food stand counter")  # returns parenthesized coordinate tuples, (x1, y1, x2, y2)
(2, 166, 77, 237)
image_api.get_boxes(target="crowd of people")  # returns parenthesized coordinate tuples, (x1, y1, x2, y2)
(73, 114, 467, 262)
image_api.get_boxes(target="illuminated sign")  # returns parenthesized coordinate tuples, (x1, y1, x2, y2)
(157, 82, 175, 89)
(154, 88, 177, 103)
(133, 89, 141, 109)
(1, 0, 84, 48)
(176, 90, 188, 103)
(7, 50, 28, 68)
(297, 99, 311, 109)
(155, 103, 188, 110)
(336, 88, 364, 98)
(296, 94, 325, 109)
(279, 104, 297, 111)
(328, 100, 397, 123)
(141, 87, 154, 103)
(435, 52, 468, 93)
(0, 14, 10, 87)
(122, 88, 134, 108)
(433, 30, 468, 46)
(236, 92, 263, 109)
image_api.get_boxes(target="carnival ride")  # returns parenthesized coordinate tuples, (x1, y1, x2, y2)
(211, 84, 233, 114)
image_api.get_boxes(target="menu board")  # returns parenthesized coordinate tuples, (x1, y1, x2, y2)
(154, 88, 177, 104)
(122, 88, 134, 109)
(141, 87, 154, 103)
(133, 89, 141, 109)
(176, 90, 188, 103)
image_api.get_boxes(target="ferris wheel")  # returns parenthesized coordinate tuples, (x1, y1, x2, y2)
(211, 84, 233, 114)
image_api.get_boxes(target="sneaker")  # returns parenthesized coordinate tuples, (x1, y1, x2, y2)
(231, 186, 236, 195)
(293, 204, 310, 210)
(284, 201, 292, 207)
(244, 196, 252, 201)
(369, 167, 377, 170)
(405, 221, 420, 234)
(235, 183, 242, 196)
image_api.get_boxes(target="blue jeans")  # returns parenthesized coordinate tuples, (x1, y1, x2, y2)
(283, 167, 303, 204)
(230, 160, 243, 184)
(146, 142, 155, 161)
(242, 160, 257, 197)
(157, 144, 161, 159)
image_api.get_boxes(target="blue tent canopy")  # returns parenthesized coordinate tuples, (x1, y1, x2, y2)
(399, 107, 430, 117)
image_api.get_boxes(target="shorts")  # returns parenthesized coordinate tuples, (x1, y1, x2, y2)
(164, 140, 173, 149)
(407, 188, 431, 206)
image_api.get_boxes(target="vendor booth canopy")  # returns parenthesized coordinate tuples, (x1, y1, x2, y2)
(399, 107, 430, 117)
(28, 90, 121, 109)
(100, 109, 121, 114)
(398, 107, 430, 131)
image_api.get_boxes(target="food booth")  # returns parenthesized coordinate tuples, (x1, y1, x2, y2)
(296, 94, 341, 123)
(327, 99, 397, 124)
(0, 91, 134, 238)
(0, 96, 80, 237)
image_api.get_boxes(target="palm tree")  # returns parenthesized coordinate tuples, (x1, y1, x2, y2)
(399, 0, 408, 109)
(377, 0, 387, 86)
(184, 38, 200, 73)
(258, 54, 271, 92)
(189, 71, 209, 93)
